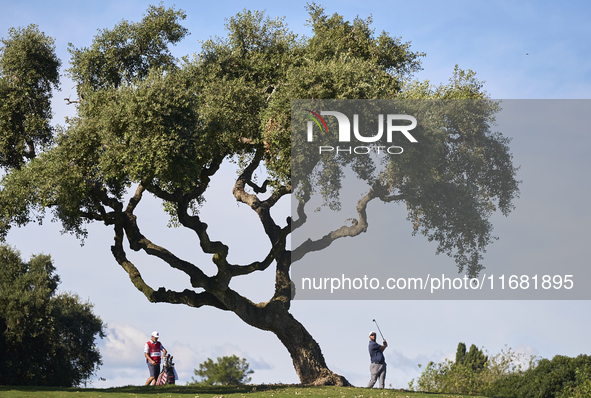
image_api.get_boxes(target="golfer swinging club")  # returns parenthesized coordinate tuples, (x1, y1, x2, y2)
(367, 330, 387, 388)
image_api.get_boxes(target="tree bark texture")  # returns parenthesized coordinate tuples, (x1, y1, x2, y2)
(229, 298, 350, 386)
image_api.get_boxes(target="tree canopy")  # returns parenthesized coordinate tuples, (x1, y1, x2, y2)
(0, 24, 59, 169)
(0, 4, 519, 385)
(0, 244, 105, 387)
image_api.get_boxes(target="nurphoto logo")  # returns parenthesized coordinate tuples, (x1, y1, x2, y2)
(305, 109, 418, 155)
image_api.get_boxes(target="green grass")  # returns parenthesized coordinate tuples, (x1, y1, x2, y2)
(0, 384, 492, 398)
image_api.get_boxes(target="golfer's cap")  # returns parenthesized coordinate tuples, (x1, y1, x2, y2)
(370, 331, 377, 336)
(151, 331, 160, 338)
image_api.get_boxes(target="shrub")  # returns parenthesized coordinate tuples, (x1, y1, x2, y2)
(559, 364, 591, 398)
(408, 344, 536, 396)
(488, 354, 591, 398)
(188, 355, 253, 385)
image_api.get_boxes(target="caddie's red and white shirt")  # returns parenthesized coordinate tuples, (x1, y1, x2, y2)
(144, 340, 166, 364)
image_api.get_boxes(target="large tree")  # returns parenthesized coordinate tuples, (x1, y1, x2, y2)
(0, 5, 519, 385)
(0, 244, 105, 386)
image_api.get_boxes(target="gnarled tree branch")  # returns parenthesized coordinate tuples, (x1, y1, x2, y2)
(291, 182, 405, 263)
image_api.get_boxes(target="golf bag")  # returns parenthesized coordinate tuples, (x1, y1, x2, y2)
(155, 354, 176, 385)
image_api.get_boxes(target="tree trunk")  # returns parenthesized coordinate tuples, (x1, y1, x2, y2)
(230, 298, 350, 386)
(272, 310, 350, 385)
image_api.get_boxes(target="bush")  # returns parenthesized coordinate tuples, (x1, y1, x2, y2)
(488, 354, 591, 398)
(411, 344, 591, 398)
(559, 364, 591, 398)
(408, 344, 536, 396)
(188, 355, 253, 385)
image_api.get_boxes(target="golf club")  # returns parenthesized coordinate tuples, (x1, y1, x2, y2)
(372, 319, 385, 341)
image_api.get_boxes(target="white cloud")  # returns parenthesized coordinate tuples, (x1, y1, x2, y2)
(512, 344, 539, 369)
(102, 324, 148, 367)
(92, 324, 149, 387)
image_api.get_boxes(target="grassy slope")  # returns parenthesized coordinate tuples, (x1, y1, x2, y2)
(0, 384, 491, 398)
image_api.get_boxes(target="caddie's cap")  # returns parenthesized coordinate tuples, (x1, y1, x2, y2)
(151, 331, 160, 338)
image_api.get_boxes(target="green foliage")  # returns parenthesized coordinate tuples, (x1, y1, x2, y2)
(188, 355, 254, 385)
(0, 24, 60, 169)
(402, 65, 489, 99)
(67, 4, 188, 90)
(455, 342, 467, 366)
(412, 347, 591, 398)
(0, 244, 105, 387)
(0, 4, 518, 271)
(305, 3, 424, 79)
(488, 354, 591, 398)
(558, 364, 591, 398)
(409, 344, 535, 395)
(454, 342, 488, 372)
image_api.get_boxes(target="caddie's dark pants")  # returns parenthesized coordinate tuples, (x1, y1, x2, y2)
(367, 362, 386, 388)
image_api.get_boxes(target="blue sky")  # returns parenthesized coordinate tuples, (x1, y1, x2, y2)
(1, 0, 590, 389)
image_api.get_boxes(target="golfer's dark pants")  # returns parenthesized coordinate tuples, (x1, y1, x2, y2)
(367, 362, 386, 388)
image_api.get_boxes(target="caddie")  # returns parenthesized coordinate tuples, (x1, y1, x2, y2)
(144, 331, 167, 386)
